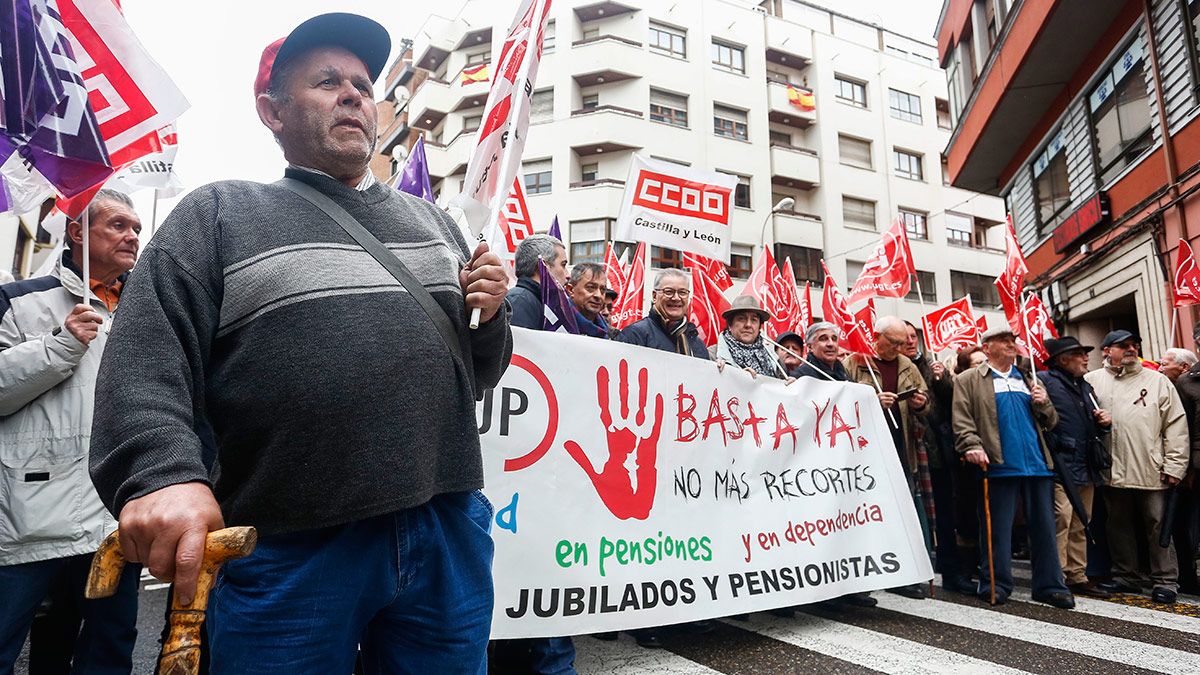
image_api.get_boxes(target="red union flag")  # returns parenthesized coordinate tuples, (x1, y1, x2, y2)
(683, 251, 733, 291)
(821, 261, 876, 356)
(615, 154, 738, 262)
(742, 246, 799, 338)
(604, 243, 628, 299)
(847, 218, 915, 305)
(798, 280, 813, 332)
(59, 0, 189, 166)
(854, 298, 876, 339)
(493, 177, 532, 260)
(451, 0, 552, 240)
(689, 265, 731, 347)
(1173, 241, 1200, 306)
(1021, 293, 1057, 364)
(611, 242, 647, 330)
(996, 214, 1028, 334)
(922, 297, 980, 352)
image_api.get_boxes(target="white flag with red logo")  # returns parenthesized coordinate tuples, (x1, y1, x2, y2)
(683, 251, 733, 291)
(847, 218, 915, 305)
(611, 242, 647, 330)
(797, 279, 813, 333)
(921, 297, 981, 352)
(1173, 240, 1200, 307)
(451, 0, 552, 241)
(996, 214, 1028, 334)
(605, 242, 628, 299)
(821, 261, 876, 356)
(689, 264, 731, 348)
(1021, 293, 1057, 365)
(492, 177, 533, 261)
(615, 154, 738, 262)
(107, 124, 183, 197)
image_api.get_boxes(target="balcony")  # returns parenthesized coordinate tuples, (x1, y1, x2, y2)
(570, 34, 645, 78)
(765, 15, 813, 67)
(566, 179, 626, 219)
(769, 143, 820, 189)
(767, 81, 816, 128)
(412, 15, 456, 73)
(424, 132, 472, 178)
(772, 211, 824, 249)
(566, 106, 646, 155)
(408, 79, 453, 130)
(574, 1, 638, 22)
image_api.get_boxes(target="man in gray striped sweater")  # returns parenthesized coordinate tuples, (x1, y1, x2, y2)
(89, 13, 511, 672)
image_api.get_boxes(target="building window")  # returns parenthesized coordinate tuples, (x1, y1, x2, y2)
(581, 93, 599, 110)
(711, 40, 745, 74)
(1035, 151, 1071, 227)
(713, 104, 748, 140)
(650, 89, 688, 127)
(568, 218, 614, 263)
(581, 162, 598, 182)
(466, 51, 488, 65)
(893, 149, 924, 181)
(733, 175, 751, 208)
(729, 251, 753, 279)
(766, 68, 791, 84)
(775, 244, 824, 285)
(842, 196, 876, 229)
(951, 270, 1001, 307)
(899, 209, 928, 240)
(769, 129, 791, 146)
(543, 20, 555, 52)
(905, 270, 937, 303)
(888, 88, 922, 124)
(834, 75, 867, 108)
(1089, 39, 1153, 185)
(945, 211, 974, 247)
(936, 98, 952, 129)
(649, 21, 686, 58)
(838, 134, 873, 169)
(941, 156, 951, 186)
(530, 89, 554, 124)
(524, 160, 552, 194)
(463, 114, 482, 133)
(651, 245, 683, 268)
(582, 25, 599, 41)
(571, 240, 604, 264)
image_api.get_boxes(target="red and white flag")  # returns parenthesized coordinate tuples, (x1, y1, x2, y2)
(493, 177, 533, 260)
(1173, 240, 1200, 306)
(820, 261, 876, 356)
(1021, 293, 1057, 365)
(611, 242, 647, 330)
(995, 214, 1028, 334)
(604, 242, 628, 299)
(922, 297, 981, 352)
(743, 247, 800, 339)
(847, 217, 915, 305)
(689, 265, 731, 348)
(853, 298, 876, 339)
(683, 251, 733, 291)
(451, 0, 552, 241)
(797, 280, 813, 333)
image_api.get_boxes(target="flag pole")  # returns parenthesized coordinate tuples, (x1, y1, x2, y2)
(81, 207, 93, 309)
(1170, 307, 1179, 349)
(762, 335, 806, 380)
(861, 353, 899, 427)
(1021, 291, 1039, 388)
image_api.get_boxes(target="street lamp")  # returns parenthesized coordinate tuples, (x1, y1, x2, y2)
(760, 196, 796, 247)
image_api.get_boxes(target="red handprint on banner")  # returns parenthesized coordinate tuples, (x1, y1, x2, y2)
(564, 359, 665, 520)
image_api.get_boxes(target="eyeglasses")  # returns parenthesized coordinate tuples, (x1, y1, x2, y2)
(657, 288, 691, 298)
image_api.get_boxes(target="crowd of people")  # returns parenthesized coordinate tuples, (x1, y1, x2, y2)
(1, 10, 1196, 675)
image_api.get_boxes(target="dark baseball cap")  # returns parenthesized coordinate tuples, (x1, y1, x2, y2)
(1101, 329, 1136, 348)
(254, 13, 391, 97)
(776, 331, 804, 347)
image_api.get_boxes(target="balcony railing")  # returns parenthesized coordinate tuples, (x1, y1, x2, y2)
(571, 34, 643, 48)
(769, 140, 817, 156)
(569, 178, 626, 189)
(570, 105, 643, 118)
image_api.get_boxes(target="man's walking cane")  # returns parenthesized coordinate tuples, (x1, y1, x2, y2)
(982, 465, 996, 605)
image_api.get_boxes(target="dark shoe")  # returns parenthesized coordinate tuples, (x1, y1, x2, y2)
(688, 620, 716, 633)
(1032, 591, 1076, 609)
(592, 632, 618, 641)
(887, 583, 927, 600)
(1012, 546, 1031, 561)
(768, 607, 795, 618)
(1151, 587, 1178, 605)
(1098, 580, 1141, 594)
(631, 630, 663, 649)
(978, 591, 1008, 605)
(943, 574, 977, 595)
(1068, 582, 1110, 599)
(839, 592, 878, 608)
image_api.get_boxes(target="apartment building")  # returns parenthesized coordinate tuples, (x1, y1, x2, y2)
(938, 0, 1200, 358)
(385, 0, 1009, 330)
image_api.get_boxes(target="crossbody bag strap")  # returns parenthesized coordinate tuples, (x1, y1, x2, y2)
(275, 178, 465, 367)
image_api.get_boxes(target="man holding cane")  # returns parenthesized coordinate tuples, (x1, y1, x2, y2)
(952, 326, 1073, 608)
(89, 13, 512, 671)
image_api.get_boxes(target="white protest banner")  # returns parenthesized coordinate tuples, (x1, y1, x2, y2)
(613, 154, 738, 263)
(479, 329, 933, 638)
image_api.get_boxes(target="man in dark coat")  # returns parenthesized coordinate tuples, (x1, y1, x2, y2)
(508, 235, 568, 329)
(1040, 337, 1113, 598)
(1170, 325, 1200, 593)
(614, 268, 708, 359)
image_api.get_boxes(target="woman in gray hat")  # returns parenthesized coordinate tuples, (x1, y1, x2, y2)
(710, 296, 789, 379)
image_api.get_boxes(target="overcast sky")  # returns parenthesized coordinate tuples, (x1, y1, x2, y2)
(120, 0, 943, 226)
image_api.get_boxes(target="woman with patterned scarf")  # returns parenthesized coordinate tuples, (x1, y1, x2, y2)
(709, 296, 789, 379)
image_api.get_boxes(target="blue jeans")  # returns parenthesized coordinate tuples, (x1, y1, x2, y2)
(0, 552, 140, 674)
(977, 476, 1069, 600)
(208, 490, 495, 674)
(491, 637, 576, 674)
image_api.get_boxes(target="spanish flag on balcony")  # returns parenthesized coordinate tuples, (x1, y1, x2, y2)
(461, 63, 490, 85)
(787, 85, 815, 112)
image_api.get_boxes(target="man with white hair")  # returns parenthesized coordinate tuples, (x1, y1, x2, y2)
(614, 268, 708, 359)
(1160, 348, 1197, 384)
(508, 234, 568, 330)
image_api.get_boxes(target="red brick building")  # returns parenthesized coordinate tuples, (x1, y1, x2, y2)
(937, 0, 1200, 357)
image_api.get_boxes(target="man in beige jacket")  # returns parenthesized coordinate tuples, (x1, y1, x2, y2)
(1085, 329, 1189, 604)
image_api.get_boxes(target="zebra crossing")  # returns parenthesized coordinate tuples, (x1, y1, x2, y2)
(575, 565, 1200, 674)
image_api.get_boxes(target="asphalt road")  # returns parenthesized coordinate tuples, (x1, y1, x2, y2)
(15, 561, 1200, 673)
